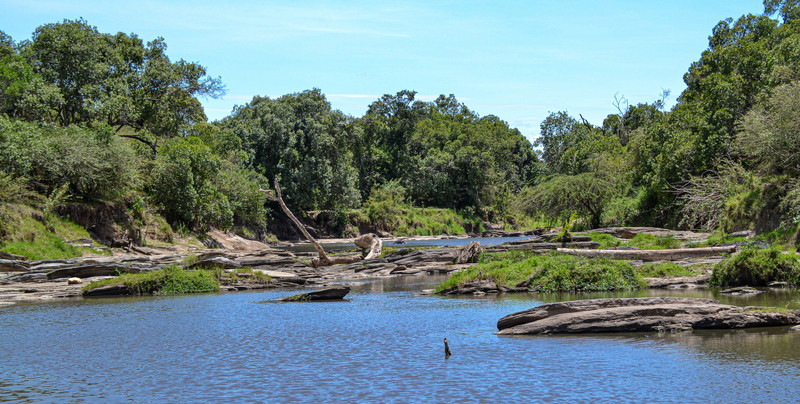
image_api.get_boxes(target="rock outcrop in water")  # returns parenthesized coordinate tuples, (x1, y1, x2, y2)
(496, 297, 800, 335)
(278, 286, 350, 301)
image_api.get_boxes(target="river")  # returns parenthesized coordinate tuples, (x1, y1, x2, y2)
(1, 276, 799, 402)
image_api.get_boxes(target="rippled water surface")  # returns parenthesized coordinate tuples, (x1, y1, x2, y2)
(2, 277, 800, 402)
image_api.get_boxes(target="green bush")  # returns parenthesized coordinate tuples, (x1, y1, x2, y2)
(149, 137, 232, 229)
(0, 117, 138, 201)
(83, 266, 220, 295)
(710, 246, 800, 287)
(436, 251, 646, 293)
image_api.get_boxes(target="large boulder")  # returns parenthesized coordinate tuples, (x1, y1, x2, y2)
(497, 297, 800, 335)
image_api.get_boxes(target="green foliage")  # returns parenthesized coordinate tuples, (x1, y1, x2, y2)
(635, 262, 698, 277)
(149, 136, 246, 229)
(628, 234, 682, 250)
(1, 234, 81, 260)
(12, 18, 223, 134)
(83, 266, 220, 295)
(586, 232, 681, 250)
(407, 107, 537, 213)
(363, 180, 407, 231)
(352, 204, 481, 237)
(514, 173, 616, 229)
(221, 89, 360, 211)
(0, 203, 100, 259)
(710, 246, 800, 286)
(436, 251, 646, 293)
(213, 267, 273, 285)
(535, 111, 589, 174)
(736, 81, 800, 177)
(685, 230, 747, 248)
(0, 171, 35, 203)
(0, 116, 138, 201)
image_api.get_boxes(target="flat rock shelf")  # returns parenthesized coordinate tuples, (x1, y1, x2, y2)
(496, 297, 800, 335)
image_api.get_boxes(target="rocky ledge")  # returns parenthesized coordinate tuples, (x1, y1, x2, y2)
(496, 297, 800, 335)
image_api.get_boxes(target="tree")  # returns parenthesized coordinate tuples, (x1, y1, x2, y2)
(220, 89, 360, 211)
(514, 173, 616, 229)
(535, 111, 591, 175)
(17, 19, 224, 142)
(407, 109, 538, 213)
(361, 90, 429, 182)
(736, 81, 800, 176)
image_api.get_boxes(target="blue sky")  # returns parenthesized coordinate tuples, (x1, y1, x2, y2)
(1, 0, 765, 140)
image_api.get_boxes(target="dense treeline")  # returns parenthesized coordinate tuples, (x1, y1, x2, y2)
(2, 1, 800, 244)
(515, 0, 800, 244)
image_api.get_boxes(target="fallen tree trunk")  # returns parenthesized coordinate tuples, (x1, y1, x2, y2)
(258, 180, 380, 267)
(556, 245, 736, 261)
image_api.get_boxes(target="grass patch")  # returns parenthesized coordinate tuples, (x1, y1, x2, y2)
(745, 306, 794, 314)
(1, 235, 82, 260)
(587, 233, 624, 249)
(586, 232, 682, 250)
(710, 246, 800, 287)
(628, 234, 682, 250)
(686, 230, 747, 248)
(0, 203, 107, 259)
(635, 262, 700, 277)
(215, 267, 273, 284)
(83, 266, 220, 295)
(435, 251, 646, 293)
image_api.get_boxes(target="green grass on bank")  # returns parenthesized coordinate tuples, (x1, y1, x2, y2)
(0, 203, 107, 260)
(435, 251, 647, 293)
(710, 246, 800, 287)
(83, 266, 221, 295)
(587, 233, 682, 250)
(350, 206, 485, 236)
(634, 262, 704, 278)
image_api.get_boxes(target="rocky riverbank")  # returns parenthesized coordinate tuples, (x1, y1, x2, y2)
(0, 230, 488, 304)
(0, 226, 764, 305)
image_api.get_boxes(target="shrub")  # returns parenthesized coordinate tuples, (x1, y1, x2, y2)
(710, 246, 800, 287)
(0, 117, 138, 201)
(436, 251, 646, 293)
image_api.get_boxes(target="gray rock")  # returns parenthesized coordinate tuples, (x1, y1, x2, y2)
(0, 251, 27, 261)
(769, 281, 791, 288)
(46, 263, 156, 279)
(455, 241, 483, 264)
(438, 278, 512, 295)
(83, 283, 132, 297)
(5, 271, 48, 282)
(278, 286, 350, 302)
(720, 286, 763, 295)
(0, 259, 31, 272)
(190, 256, 240, 269)
(496, 297, 800, 335)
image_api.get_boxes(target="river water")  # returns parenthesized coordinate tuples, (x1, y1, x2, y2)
(2, 276, 799, 402)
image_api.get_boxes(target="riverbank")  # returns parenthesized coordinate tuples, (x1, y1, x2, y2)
(1, 226, 794, 306)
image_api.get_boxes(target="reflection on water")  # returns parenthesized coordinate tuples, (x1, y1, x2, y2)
(1, 277, 799, 402)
